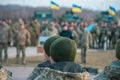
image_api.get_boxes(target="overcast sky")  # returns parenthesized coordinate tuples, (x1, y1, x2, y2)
(0, 0, 120, 11)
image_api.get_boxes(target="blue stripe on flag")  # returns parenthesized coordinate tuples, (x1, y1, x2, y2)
(109, 6, 116, 12)
(51, 1, 59, 7)
(73, 4, 82, 9)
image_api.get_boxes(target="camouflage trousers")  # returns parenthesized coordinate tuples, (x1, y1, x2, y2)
(0, 43, 8, 63)
(16, 45, 26, 64)
(81, 46, 88, 64)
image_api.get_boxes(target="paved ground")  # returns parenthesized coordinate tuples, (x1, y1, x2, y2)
(5, 66, 34, 80)
(7, 47, 43, 58)
(5, 47, 101, 58)
(3, 47, 41, 80)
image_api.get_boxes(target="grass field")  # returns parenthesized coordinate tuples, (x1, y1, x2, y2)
(3, 49, 116, 69)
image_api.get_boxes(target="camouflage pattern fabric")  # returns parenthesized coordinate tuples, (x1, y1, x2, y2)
(0, 68, 14, 80)
(0, 68, 7, 80)
(0, 24, 12, 62)
(27, 67, 92, 80)
(41, 28, 58, 36)
(80, 32, 89, 64)
(94, 65, 120, 80)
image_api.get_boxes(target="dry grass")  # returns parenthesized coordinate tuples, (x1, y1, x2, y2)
(3, 50, 116, 69)
(75, 50, 116, 69)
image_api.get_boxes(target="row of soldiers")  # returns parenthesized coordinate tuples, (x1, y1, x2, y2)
(0, 18, 120, 63)
(38, 19, 120, 50)
(0, 18, 120, 49)
(0, 19, 31, 64)
(1, 18, 120, 49)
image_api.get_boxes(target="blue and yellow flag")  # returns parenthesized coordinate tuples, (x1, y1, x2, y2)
(108, 6, 116, 16)
(50, 1, 60, 10)
(72, 4, 82, 13)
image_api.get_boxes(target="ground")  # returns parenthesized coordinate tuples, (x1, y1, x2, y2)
(4, 48, 116, 69)
(1, 47, 116, 80)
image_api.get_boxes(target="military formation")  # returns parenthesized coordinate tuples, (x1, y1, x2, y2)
(0, 18, 120, 64)
(0, 17, 120, 80)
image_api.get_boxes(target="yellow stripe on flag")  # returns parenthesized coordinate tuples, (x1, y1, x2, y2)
(72, 8, 82, 13)
(50, 5, 60, 10)
(108, 9, 115, 16)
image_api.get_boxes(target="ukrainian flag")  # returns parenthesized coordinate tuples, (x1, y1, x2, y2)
(72, 4, 82, 13)
(108, 6, 116, 16)
(50, 1, 60, 10)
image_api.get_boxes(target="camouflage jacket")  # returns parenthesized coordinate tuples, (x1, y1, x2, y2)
(27, 67, 92, 80)
(0, 68, 14, 80)
(0, 24, 12, 43)
(41, 28, 58, 36)
(94, 60, 120, 80)
(15, 29, 31, 46)
(80, 32, 90, 47)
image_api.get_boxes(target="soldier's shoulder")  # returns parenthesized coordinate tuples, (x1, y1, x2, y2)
(109, 60, 120, 67)
(94, 64, 120, 80)
(27, 67, 92, 80)
(104, 65, 120, 80)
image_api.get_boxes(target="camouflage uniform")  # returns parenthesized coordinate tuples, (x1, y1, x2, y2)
(99, 27, 108, 48)
(0, 23, 12, 63)
(110, 27, 120, 49)
(41, 27, 58, 36)
(12, 22, 24, 46)
(27, 67, 92, 80)
(0, 65, 14, 80)
(28, 20, 41, 46)
(91, 25, 100, 48)
(70, 28, 79, 44)
(94, 60, 120, 80)
(80, 32, 89, 64)
(15, 27, 31, 64)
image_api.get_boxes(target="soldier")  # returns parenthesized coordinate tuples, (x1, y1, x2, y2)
(41, 24, 59, 36)
(80, 32, 89, 65)
(99, 22, 108, 49)
(27, 37, 92, 80)
(110, 22, 119, 49)
(51, 19, 62, 33)
(30, 19, 41, 46)
(79, 21, 90, 65)
(69, 26, 79, 44)
(27, 36, 60, 79)
(76, 21, 86, 46)
(15, 25, 31, 64)
(94, 39, 120, 80)
(0, 20, 12, 63)
(90, 23, 100, 49)
(12, 18, 25, 46)
(41, 19, 49, 32)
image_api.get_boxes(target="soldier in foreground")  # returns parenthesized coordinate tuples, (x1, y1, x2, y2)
(94, 39, 120, 80)
(27, 37, 92, 80)
(27, 36, 60, 79)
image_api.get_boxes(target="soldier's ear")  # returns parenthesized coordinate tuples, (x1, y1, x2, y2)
(50, 56, 55, 64)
